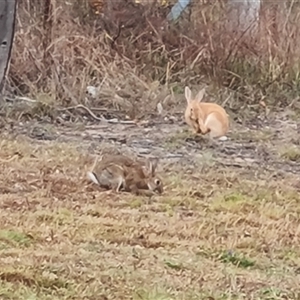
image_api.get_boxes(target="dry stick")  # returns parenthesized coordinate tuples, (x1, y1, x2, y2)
(88, 154, 103, 176)
(5, 96, 37, 103)
(43, 0, 53, 77)
(221, 94, 231, 107)
(58, 105, 137, 125)
(5, 96, 136, 124)
(0, 155, 19, 163)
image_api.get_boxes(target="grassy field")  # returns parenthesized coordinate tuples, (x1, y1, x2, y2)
(5, 0, 300, 298)
(0, 113, 299, 300)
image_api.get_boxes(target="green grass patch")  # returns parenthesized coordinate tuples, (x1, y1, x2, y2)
(0, 230, 33, 248)
(279, 145, 300, 161)
(219, 251, 255, 269)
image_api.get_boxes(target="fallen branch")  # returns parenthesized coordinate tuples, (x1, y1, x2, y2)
(4, 95, 138, 125)
(58, 104, 137, 125)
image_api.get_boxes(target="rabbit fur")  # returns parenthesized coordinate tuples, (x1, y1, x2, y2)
(87, 154, 163, 196)
(184, 86, 229, 140)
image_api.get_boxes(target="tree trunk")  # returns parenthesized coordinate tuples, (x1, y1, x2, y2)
(227, 0, 261, 35)
(167, 0, 191, 22)
(0, 0, 17, 93)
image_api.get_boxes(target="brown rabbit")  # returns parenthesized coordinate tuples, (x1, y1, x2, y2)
(184, 86, 229, 140)
(100, 154, 159, 178)
(87, 154, 163, 196)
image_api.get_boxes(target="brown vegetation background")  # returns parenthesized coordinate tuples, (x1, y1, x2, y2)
(7, 0, 300, 120)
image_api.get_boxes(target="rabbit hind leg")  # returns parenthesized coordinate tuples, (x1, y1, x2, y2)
(205, 113, 226, 139)
(112, 176, 125, 193)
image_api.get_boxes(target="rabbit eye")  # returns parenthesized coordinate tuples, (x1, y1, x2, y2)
(155, 179, 160, 186)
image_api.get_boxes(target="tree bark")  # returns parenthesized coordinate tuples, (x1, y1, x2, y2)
(227, 0, 261, 35)
(0, 0, 17, 93)
(167, 0, 191, 22)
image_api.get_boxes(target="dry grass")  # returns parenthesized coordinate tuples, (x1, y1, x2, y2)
(279, 145, 300, 162)
(5, 0, 300, 121)
(0, 132, 299, 299)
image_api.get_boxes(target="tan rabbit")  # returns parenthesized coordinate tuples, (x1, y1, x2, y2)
(87, 154, 163, 196)
(184, 86, 229, 140)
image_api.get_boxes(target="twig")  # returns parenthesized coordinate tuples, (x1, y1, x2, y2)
(222, 94, 231, 107)
(0, 154, 19, 163)
(5, 96, 37, 103)
(4, 96, 137, 124)
(58, 104, 137, 125)
(90, 154, 102, 172)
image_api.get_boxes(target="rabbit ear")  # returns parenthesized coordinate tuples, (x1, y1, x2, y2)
(185, 86, 192, 104)
(195, 88, 205, 102)
(149, 158, 159, 173)
(143, 158, 159, 176)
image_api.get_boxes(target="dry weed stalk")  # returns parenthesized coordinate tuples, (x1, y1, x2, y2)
(6, 0, 300, 121)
